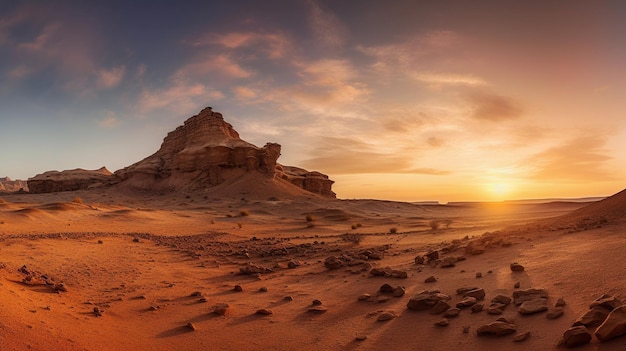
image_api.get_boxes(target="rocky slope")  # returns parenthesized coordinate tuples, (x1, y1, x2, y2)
(0, 176, 28, 192)
(27, 167, 112, 193)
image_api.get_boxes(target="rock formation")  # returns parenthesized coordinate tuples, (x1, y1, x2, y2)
(27, 167, 111, 193)
(0, 176, 28, 192)
(112, 107, 335, 197)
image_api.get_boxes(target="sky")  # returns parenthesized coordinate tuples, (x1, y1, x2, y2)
(1, 0, 626, 202)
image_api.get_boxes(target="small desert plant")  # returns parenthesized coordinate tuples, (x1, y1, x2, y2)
(240, 210, 250, 217)
(351, 223, 362, 230)
(72, 197, 83, 204)
(389, 227, 397, 234)
(237, 223, 243, 229)
(305, 214, 314, 222)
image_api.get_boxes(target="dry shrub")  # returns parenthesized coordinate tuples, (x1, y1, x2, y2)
(305, 214, 314, 222)
(389, 227, 397, 234)
(240, 210, 250, 217)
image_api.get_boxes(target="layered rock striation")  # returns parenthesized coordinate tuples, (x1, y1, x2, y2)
(28, 167, 112, 193)
(0, 177, 28, 192)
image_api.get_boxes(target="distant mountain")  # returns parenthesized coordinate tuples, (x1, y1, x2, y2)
(0, 176, 28, 192)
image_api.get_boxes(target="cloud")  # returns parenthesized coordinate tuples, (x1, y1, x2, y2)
(465, 91, 523, 121)
(175, 54, 252, 80)
(308, 0, 348, 49)
(525, 136, 615, 181)
(427, 136, 445, 147)
(413, 72, 488, 87)
(96, 66, 125, 89)
(191, 32, 290, 59)
(301, 136, 448, 175)
(138, 79, 224, 114)
(98, 112, 120, 128)
(7, 64, 33, 79)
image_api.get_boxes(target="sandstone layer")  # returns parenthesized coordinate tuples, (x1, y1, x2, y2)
(27, 167, 111, 193)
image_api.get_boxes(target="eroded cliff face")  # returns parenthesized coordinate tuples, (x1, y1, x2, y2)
(0, 177, 28, 192)
(112, 107, 335, 197)
(27, 167, 111, 193)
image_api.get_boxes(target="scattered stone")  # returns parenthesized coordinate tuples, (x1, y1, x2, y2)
(379, 284, 394, 293)
(284, 296, 294, 301)
(476, 320, 517, 337)
(312, 299, 323, 306)
(149, 305, 159, 311)
(259, 287, 268, 292)
(239, 263, 272, 275)
(424, 276, 437, 283)
(487, 303, 506, 315)
(97, 240, 103, 244)
(93, 307, 103, 317)
(491, 294, 512, 305)
(471, 303, 484, 313)
(443, 308, 461, 318)
(462, 326, 470, 333)
(465, 241, 484, 255)
(287, 260, 300, 269)
(355, 335, 367, 341)
(514, 282, 520, 289)
(475, 272, 482, 278)
(434, 318, 450, 327)
(518, 298, 548, 315)
(547, 307, 564, 319)
(513, 331, 530, 342)
(513, 288, 548, 305)
(555, 297, 566, 307)
(186, 322, 197, 331)
(190, 291, 203, 297)
(464, 288, 485, 301)
(430, 300, 451, 315)
(358, 293, 371, 301)
(213, 303, 230, 316)
(54, 283, 67, 292)
(559, 326, 591, 348)
(198, 297, 208, 303)
(456, 287, 478, 295)
(595, 305, 626, 342)
(324, 256, 345, 270)
(510, 262, 524, 272)
(590, 294, 622, 311)
(425, 250, 439, 262)
(414, 256, 425, 265)
(233, 285, 243, 292)
(132, 237, 140, 243)
(457, 296, 477, 308)
(308, 306, 328, 314)
(393, 286, 406, 297)
(440, 256, 457, 268)
(377, 296, 390, 303)
(256, 308, 273, 315)
(407, 290, 451, 311)
(377, 311, 397, 321)
(574, 306, 611, 328)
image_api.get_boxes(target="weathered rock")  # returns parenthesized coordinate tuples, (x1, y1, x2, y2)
(491, 294, 512, 305)
(464, 288, 485, 301)
(595, 305, 626, 342)
(435, 318, 450, 327)
(443, 308, 461, 318)
(510, 262, 525, 272)
(414, 256, 425, 265)
(28, 167, 112, 193)
(308, 306, 328, 314)
(393, 286, 406, 297)
(547, 307, 564, 319)
(430, 300, 451, 315)
(573, 306, 611, 328)
(379, 283, 394, 293)
(457, 296, 477, 308)
(518, 298, 548, 315)
(440, 256, 457, 268)
(358, 293, 371, 301)
(590, 294, 622, 311)
(112, 107, 335, 197)
(464, 241, 485, 255)
(407, 291, 451, 311)
(471, 303, 484, 313)
(513, 331, 530, 342)
(424, 276, 437, 283)
(186, 322, 197, 331)
(256, 308, 273, 315)
(559, 326, 591, 348)
(487, 303, 507, 315)
(425, 250, 439, 262)
(213, 303, 230, 315)
(239, 262, 272, 275)
(555, 297, 566, 307)
(324, 256, 345, 270)
(513, 288, 548, 305)
(0, 176, 28, 192)
(476, 321, 517, 336)
(456, 287, 479, 295)
(377, 311, 397, 321)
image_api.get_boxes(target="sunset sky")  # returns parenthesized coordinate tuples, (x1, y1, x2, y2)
(1, 1, 625, 202)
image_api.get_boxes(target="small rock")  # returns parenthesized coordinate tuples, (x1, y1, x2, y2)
(213, 303, 230, 316)
(97, 240, 103, 244)
(559, 326, 591, 348)
(256, 308, 273, 315)
(590, 294, 622, 311)
(430, 300, 451, 315)
(476, 321, 517, 337)
(54, 283, 67, 292)
(149, 305, 159, 311)
(518, 298, 548, 315)
(434, 318, 449, 327)
(312, 299, 323, 306)
(475, 272, 482, 278)
(392, 286, 406, 297)
(407, 291, 451, 311)
(414, 256, 425, 265)
(462, 326, 470, 333)
(424, 276, 437, 283)
(491, 294, 512, 305)
(513, 331, 530, 342)
(308, 306, 328, 314)
(93, 307, 103, 317)
(464, 288, 485, 301)
(547, 307, 564, 319)
(377, 296, 390, 303)
(555, 297, 566, 307)
(514, 281, 520, 289)
(259, 287, 268, 292)
(425, 250, 439, 262)
(132, 237, 140, 243)
(443, 308, 461, 318)
(457, 296, 477, 308)
(456, 287, 479, 295)
(510, 262, 524, 272)
(471, 303, 484, 313)
(233, 285, 243, 292)
(190, 291, 203, 297)
(379, 284, 394, 293)
(284, 296, 294, 301)
(358, 293, 371, 301)
(377, 311, 397, 321)
(487, 303, 506, 315)
(355, 335, 367, 341)
(440, 256, 457, 268)
(186, 322, 197, 331)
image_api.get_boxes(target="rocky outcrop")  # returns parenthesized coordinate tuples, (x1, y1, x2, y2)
(0, 176, 28, 192)
(277, 165, 335, 198)
(27, 167, 111, 193)
(112, 107, 335, 197)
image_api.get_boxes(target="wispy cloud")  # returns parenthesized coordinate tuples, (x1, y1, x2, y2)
(97, 66, 125, 89)
(413, 72, 488, 87)
(465, 91, 523, 121)
(175, 54, 252, 80)
(308, 0, 348, 49)
(138, 78, 224, 114)
(98, 112, 120, 128)
(191, 32, 291, 59)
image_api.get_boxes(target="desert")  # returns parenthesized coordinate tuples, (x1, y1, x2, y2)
(2, 108, 626, 351)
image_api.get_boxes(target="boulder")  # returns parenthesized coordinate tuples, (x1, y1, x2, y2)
(464, 288, 485, 301)
(513, 288, 548, 305)
(590, 294, 622, 311)
(476, 321, 517, 337)
(510, 262, 525, 272)
(407, 291, 451, 311)
(518, 298, 548, 315)
(559, 326, 591, 348)
(574, 306, 611, 328)
(595, 305, 626, 342)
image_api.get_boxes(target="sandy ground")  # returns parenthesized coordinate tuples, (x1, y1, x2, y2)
(1, 189, 625, 350)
